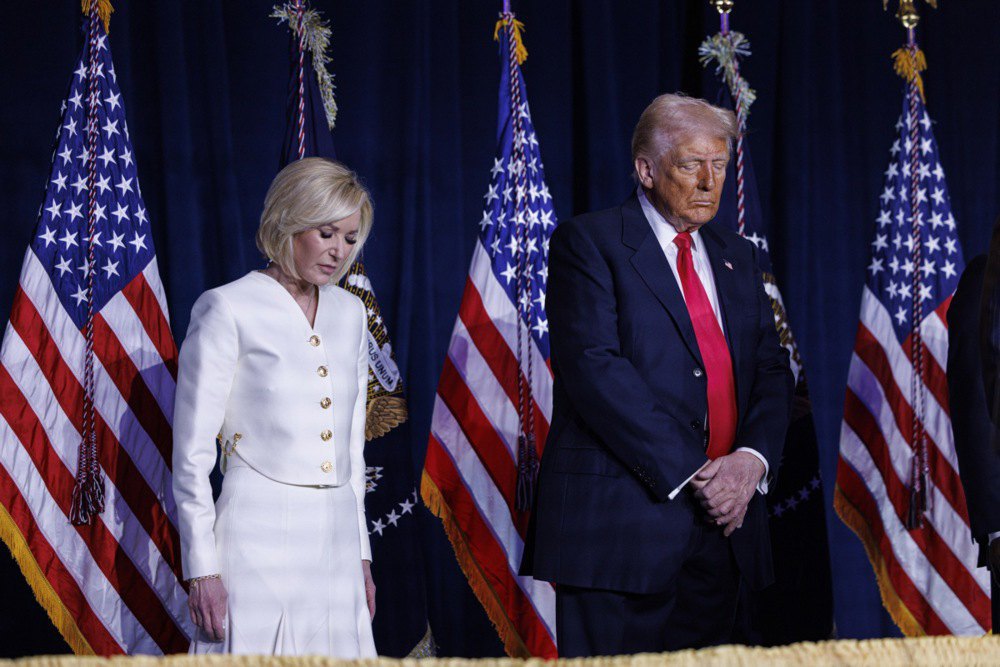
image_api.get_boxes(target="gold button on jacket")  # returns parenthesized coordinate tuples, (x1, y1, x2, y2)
(309, 335, 321, 347)
(320, 397, 332, 409)
(320, 461, 333, 473)
(317, 365, 328, 377)
(321, 429, 333, 441)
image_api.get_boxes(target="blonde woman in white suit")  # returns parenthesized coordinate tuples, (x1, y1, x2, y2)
(173, 158, 377, 656)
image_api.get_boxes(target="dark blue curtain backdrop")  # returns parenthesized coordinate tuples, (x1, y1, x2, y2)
(1, 0, 999, 657)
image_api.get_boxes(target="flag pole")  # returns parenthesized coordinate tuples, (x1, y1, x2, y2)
(709, 0, 733, 34)
(495, 1, 538, 511)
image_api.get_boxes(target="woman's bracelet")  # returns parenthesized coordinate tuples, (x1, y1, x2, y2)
(187, 574, 221, 589)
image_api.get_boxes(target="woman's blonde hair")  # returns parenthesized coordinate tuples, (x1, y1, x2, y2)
(256, 157, 373, 284)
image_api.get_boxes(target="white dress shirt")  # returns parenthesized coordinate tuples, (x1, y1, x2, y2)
(637, 189, 770, 499)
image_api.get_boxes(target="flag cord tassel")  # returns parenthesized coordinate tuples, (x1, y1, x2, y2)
(499, 13, 538, 512)
(904, 42, 928, 531)
(71, 0, 108, 527)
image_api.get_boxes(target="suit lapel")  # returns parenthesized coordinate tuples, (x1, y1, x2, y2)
(622, 195, 703, 366)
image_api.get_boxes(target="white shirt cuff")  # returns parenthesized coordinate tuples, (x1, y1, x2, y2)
(736, 447, 770, 494)
(989, 531, 1000, 544)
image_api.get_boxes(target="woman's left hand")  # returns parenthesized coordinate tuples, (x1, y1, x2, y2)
(362, 560, 376, 620)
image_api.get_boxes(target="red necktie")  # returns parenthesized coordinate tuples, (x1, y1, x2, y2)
(673, 231, 737, 459)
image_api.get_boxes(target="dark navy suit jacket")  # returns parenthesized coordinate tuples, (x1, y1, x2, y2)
(521, 194, 793, 594)
(950, 254, 1000, 566)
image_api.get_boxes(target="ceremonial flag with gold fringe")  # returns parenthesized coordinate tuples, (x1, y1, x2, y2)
(421, 10, 558, 658)
(272, 2, 432, 656)
(835, 34, 990, 634)
(0, 1, 191, 655)
(699, 22, 834, 644)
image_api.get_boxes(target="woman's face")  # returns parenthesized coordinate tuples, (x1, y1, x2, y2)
(291, 209, 361, 286)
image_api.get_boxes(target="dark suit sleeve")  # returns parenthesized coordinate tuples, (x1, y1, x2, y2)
(734, 242, 795, 479)
(951, 256, 1000, 544)
(980, 223, 1000, 429)
(547, 222, 708, 500)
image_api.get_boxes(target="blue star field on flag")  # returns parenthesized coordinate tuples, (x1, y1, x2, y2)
(32, 32, 155, 330)
(479, 70, 556, 354)
(868, 99, 964, 340)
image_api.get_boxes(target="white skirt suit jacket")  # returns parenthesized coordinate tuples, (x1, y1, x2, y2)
(172, 271, 372, 582)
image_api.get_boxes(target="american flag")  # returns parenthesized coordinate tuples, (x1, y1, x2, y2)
(0, 10, 190, 655)
(421, 12, 557, 659)
(835, 55, 991, 635)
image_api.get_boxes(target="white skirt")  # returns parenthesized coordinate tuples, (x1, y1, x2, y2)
(190, 456, 376, 657)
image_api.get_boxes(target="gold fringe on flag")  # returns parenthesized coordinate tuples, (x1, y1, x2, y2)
(834, 483, 926, 636)
(80, 0, 113, 34)
(892, 46, 928, 102)
(0, 503, 94, 655)
(271, 2, 339, 130)
(493, 16, 528, 65)
(420, 471, 531, 658)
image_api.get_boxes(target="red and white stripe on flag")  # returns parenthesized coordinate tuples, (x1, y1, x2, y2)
(1, 254, 192, 654)
(423, 240, 557, 658)
(836, 288, 991, 635)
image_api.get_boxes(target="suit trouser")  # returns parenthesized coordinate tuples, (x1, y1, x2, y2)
(556, 521, 746, 657)
(993, 578, 1000, 634)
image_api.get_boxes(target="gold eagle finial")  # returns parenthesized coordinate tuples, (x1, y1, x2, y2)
(883, 1, 938, 29)
(709, 0, 735, 14)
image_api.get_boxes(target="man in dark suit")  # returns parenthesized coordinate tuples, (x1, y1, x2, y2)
(521, 94, 793, 656)
(981, 215, 1000, 440)
(957, 217, 1000, 630)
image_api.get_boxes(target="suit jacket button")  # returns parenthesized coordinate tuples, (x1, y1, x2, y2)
(317, 365, 329, 377)
(321, 429, 333, 442)
(690, 418, 702, 430)
(309, 335, 321, 347)
(321, 461, 333, 473)
(320, 397, 332, 409)
(693, 368, 703, 378)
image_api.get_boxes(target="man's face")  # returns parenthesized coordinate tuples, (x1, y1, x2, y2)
(636, 133, 729, 233)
